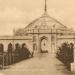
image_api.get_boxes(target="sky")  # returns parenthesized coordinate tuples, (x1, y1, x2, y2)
(0, 0, 75, 35)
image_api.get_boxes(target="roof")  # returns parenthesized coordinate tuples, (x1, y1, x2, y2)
(24, 13, 67, 30)
(14, 12, 74, 36)
(0, 36, 32, 40)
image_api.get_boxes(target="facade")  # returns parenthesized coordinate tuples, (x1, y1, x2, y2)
(0, 0, 75, 72)
(0, 13, 75, 55)
(14, 13, 75, 55)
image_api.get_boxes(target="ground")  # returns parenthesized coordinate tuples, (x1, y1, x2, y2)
(0, 53, 74, 75)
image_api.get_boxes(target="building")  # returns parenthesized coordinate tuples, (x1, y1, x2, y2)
(0, 0, 75, 72)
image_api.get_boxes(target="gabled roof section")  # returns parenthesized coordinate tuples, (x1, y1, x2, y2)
(24, 13, 67, 30)
(14, 0, 72, 36)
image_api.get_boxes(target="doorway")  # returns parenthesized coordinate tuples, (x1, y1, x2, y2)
(40, 36, 48, 53)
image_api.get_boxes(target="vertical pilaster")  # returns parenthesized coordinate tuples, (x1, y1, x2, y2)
(71, 43, 75, 72)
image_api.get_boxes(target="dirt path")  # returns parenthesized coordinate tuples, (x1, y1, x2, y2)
(0, 54, 74, 75)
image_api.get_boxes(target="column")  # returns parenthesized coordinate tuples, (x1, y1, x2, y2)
(71, 44, 75, 72)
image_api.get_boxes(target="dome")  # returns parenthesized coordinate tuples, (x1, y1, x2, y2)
(24, 13, 67, 30)
(14, 0, 74, 36)
(14, 13, 68, 36)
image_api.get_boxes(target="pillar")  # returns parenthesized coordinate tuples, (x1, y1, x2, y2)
(71, 45, 75, 72)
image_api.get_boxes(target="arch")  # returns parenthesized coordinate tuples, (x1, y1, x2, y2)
(15, 43, 20, 50)
(0, 43, 4, 53)
(40, 36, 48, 41)
(40, 36, 48, 53)
(7, 43, 13, 53)
(15, 43, 21, 54)
(21, 43, 26, 48)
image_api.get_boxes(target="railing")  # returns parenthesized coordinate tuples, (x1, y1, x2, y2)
(0, 48, 32, 69)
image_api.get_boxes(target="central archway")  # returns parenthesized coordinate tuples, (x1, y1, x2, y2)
(40, 36, 48, 53)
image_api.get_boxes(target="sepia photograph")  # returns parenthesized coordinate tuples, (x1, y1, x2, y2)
(0, 0, 75, 75)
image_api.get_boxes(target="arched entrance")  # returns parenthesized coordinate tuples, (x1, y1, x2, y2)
(40, 36, 48, 53)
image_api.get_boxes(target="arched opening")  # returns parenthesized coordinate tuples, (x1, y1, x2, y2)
(15, 43, 21, 62)
(40, 36, 48, 53)
(0, 43, 4, 54)
(7, 43, 13, 53)
(0, 43, 4, 66)
(21, 43, 31, 59)
(7, 43, 13, 65)
(15, 43, 20, 51)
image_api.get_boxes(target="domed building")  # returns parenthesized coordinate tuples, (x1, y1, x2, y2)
(13, 2, 75, 56)
(0, 0, 74, 55)
(0, 0, 75, 71)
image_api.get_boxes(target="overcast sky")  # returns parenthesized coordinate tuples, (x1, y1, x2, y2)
(0, 0, 75, 35)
